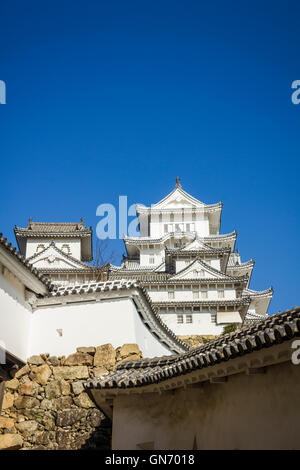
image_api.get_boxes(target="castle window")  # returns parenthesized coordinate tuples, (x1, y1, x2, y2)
(211, 313, 217, 323)
(193, 290, 199, 299)
(149, 255, 155, 264)
(186, 223, 195, 232)
(218, 289, 225, 299)
(168, 291, 175, 300)
(177, 314, 183, 324)
(61, 244, 71, 255)
(201, 289, 208, 299)
(164, 224, 168, 234)
(186, 314, 193, 324)
(175, 223, 184, 232)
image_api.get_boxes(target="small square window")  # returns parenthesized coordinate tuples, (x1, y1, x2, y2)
(149, 256, 155, 264)
(201, 290, 208, 299)
(177, 314, 184, 324)
(168, 291, 175, 299)
(193, 291, 199, 299)
(218, 290, 225, 299)
(211, 314, 217, 323)
(175, 223, 183, 232)
(186, 314, 193, 324)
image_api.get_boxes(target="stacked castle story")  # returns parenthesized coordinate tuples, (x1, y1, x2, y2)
(110, 178, 273, 334)
(14, 179, 273, 337)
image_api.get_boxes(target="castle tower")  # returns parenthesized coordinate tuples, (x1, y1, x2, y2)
(109, 179, 273, 335)
(14, 219, 101, 285)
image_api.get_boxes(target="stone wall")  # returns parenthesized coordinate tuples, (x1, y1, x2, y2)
(178, 335, 217, 348)
(0, 343, 142, 450)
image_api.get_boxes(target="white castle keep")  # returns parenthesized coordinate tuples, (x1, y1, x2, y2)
(14, 179, 273, 337)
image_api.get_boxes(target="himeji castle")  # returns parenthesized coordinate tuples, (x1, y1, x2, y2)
(109, 178, 273, 335)
(13, 178, 273, 337)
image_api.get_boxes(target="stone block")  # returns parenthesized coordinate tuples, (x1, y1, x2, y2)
(5, 378, 19, 390)
(27, 355, 45, 365)
(15, 364, 30, 379)
(16, 420, 38, 435)
(64, 352, 93, 366)
(76, 346, 96, 355)
(30, 364, 52, 385)
(53, 366, 89, 380)
(56, 409, 86, 427)
(94, 344, 116, 369)
(14, 396, 40, 409)
(73, 392, 95, 409)
(119, 343, 142, 359)
(45, 379, 70, 398)
(71, 381, 84, 395)
(2, 392, 14, 409)
(0, 434, 23, 450)
(0, 417, 14, 429)
(18, 381, 39, 396)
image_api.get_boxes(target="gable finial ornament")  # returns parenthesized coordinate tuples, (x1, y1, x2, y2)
(175, 176, 181, 188)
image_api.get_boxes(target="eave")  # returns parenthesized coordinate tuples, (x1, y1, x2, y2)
(0, 235, 51, 295)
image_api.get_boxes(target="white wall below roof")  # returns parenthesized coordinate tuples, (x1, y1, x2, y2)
(149, 212, 210, 239)
(0, 271, 31, 362)
(159, 311, 224, 335)
(28, 298, 172, 358)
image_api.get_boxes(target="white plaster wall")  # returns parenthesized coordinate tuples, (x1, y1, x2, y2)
(28, 298, 172, 358)
(159, 311, 224, 335)
(149, 213, 210, 239)
(111, 360, 300, 450)
(140, 247, 164, 267)
(0, 272, 32, 362)
(26, 239, 81, 260)
(148, 287, 236, 302)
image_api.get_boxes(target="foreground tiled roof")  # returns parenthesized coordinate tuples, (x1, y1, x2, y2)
(85, 306, 300, 391)
(0, 233, 53, 289)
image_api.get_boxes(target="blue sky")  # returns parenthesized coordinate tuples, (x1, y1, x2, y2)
(0, 0, 299, 314)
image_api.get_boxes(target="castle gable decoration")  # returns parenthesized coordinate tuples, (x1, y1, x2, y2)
(27, 242, 91, 270)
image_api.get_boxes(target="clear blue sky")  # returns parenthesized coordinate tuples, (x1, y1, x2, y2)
(1, 0, 299, 314)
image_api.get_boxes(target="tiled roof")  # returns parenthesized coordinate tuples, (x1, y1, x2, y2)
(0, 233, 53, 289)
(242, 287, 273, 298)
(14, 220, 92, 236)
(84, 306, 300, 391)
(47, 279, 140, 297)
(227, 258, 254, 268)
(245, 311, 268, 322)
